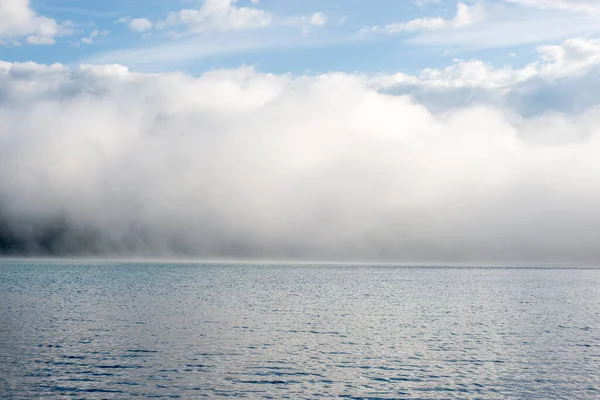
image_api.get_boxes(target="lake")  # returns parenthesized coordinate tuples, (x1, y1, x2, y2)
(1, 262, 599, 398)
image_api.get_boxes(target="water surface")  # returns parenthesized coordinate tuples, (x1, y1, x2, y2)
(1, 262, 599, 398)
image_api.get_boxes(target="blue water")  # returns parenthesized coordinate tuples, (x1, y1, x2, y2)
(1, 262, 599, 399)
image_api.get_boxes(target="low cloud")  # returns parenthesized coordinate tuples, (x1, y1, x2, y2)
(506, 0, 600, 14)
(1, 44, 600, 263)
(373, 38, 600, 114)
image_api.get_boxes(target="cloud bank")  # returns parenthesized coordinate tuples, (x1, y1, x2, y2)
(1, 40, 600, 263)
(374, 38, 600, 113)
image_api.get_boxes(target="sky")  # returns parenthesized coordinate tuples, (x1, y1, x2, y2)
(1, 0, 600, 263)
(3, 0, 600, 73)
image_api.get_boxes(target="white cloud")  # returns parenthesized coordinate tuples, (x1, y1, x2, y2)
(130, 18, 153, 32)
(371, 37, 600, 118)
(361, 3, 485, 35)
(158, 0, 272, 34)
(143, 0, 326, 36)
(0, 0, 71, 45)
(537, 38, 600, 76)
(26, 35, 57, 45)
(310, 12, 327, 27)
(118, 17, 153, 33)
(77, 29, 110, 45)
(389, 2, 484, 32)
(280, 11, 328, 34)
(2, 44, 600, 262)
(375, 38, 600, 90)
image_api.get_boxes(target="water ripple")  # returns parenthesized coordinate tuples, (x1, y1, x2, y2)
(1, 262, 599, 399)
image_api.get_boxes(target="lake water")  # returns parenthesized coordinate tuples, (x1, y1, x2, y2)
(1, 262, 599, 399)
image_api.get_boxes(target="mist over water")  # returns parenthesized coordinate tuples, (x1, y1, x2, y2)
(2, 262, 599, 399)
(2, 62, 600, 263)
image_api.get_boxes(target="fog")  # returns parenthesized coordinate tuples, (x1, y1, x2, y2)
(1, 60, 600, 264)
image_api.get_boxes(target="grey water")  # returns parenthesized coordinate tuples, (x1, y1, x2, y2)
(1, 262, 599, 399)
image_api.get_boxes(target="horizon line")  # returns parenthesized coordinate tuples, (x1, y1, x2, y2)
(1, 257, 599, 269)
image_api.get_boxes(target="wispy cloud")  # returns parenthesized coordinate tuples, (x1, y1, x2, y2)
(81, 29, 350, 70)
(78, 29, 111, 46)
(408, 9, 600, 49)
(506, 0, 600, 14)
(355, 1, 600, 51)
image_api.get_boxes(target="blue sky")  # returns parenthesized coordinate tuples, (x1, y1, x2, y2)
(2, 0, 599, 75)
